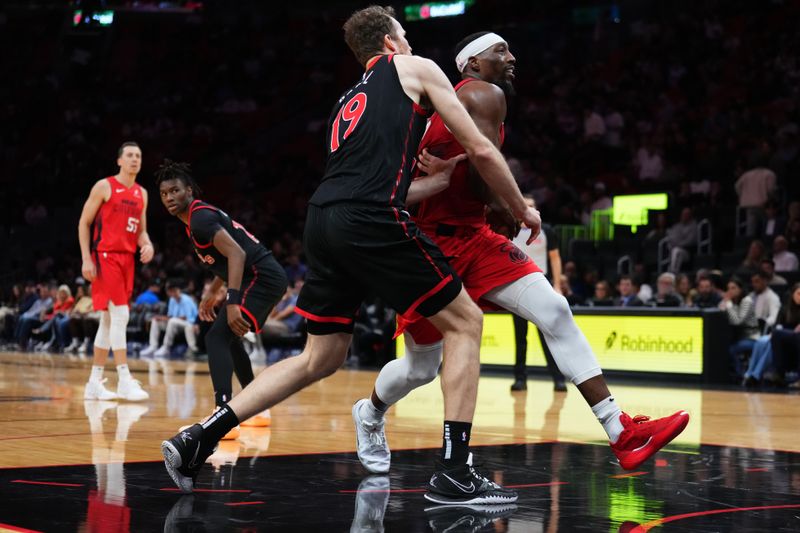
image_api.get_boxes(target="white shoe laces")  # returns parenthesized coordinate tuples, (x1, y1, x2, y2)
(360, 419, 385, 447)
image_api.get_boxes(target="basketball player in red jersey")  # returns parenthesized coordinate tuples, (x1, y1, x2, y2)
(352, 32, 689, 475)
(78, 142, 152, 401)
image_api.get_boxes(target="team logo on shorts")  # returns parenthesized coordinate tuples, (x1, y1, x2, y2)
(195, 251, 215, 265)
(500, 243, 529, 264)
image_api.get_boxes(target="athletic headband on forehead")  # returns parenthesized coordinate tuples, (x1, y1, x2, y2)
(455, 32, 506, 72)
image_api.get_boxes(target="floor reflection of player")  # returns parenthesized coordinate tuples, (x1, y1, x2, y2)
(82, 401, 148, 533)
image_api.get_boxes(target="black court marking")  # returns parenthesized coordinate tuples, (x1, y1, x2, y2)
(0, 396, 62, 402)
(0, 442, 798, 532)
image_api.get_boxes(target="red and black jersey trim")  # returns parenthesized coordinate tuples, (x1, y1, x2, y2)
(186, 200, 217, 249)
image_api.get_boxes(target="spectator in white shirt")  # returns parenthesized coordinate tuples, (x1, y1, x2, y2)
(749, 271, 782, 332)
(772, 235, 799, 272)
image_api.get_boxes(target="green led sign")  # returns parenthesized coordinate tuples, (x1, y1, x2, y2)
(612, 193, 668, 233)
(405, 1, 475, 21)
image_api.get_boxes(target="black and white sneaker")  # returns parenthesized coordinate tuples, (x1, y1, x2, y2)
(161, 424, 216, 493)
(425, 503, 517, 532)
(424, 454, 518, 505)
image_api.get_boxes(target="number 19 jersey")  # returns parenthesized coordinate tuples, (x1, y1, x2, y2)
(92, 176, 145, 254)
(309, 54, 431, 208)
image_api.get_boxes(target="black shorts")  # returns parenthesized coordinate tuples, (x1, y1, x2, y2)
(239, 254, 289, 333)
(296, 204, 462, 335)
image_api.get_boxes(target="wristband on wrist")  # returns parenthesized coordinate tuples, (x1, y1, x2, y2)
(226, 288, 241, 305)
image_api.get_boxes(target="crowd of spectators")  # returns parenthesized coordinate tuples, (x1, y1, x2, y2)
(1, 1, 799, 382)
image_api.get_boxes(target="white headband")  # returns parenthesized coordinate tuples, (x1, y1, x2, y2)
(455, 32, 505, 72)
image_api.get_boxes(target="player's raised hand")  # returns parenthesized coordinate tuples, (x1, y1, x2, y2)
(417, 149, 467, 177)
(81, 258, 97, 282)
(521, 206, 542, 245)
(227, 304, 251, 337)
(198, 296, 217, 322)
(140, 243, 154, 263)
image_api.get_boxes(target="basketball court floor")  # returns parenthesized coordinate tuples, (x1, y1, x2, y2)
(1, 352, 799, 532)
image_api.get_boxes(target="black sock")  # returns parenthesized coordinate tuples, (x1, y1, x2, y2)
(441, 420, 471, 468)
(215, 390, 233, 407)
(199, 404, 239, 447)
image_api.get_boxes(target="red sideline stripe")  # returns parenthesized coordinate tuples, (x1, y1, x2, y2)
(630, 504, 800, 532)
(225, 501, 265, 506)
(11, 480, 84, 487)
(745, 467, 769, 472)
(160, 488, 251, 493)
(0, 522, 43, 533)
(610, 471, 648, 479)
(401, 275, 453, 320)
(295, 306, 353, 325)
(655, 459, 668, 467)
(505, 481, 569, 489)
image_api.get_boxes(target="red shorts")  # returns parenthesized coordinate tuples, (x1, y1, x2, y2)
(92, 251, 135, 311)
(399, 224, 540, 344)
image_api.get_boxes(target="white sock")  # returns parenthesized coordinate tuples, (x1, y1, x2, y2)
(116, 364, 131, 381)
(591, 396, 624, 443)
(90, 365, 104, 382)
(359, 399, 384, 423)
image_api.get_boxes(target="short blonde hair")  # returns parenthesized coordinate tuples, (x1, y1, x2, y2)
(57, 284, 72, 298)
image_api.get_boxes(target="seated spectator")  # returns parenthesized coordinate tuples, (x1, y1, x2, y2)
(676, 274, 694, 306)
(14, 283, 54, 350)
(652, 272, 683, 307)
(64, 283, 100, 354)
(666, 208, 698, 273)
(760, 258, 788, 287)
(770, 282, 800, 388)
(589, 280, 614, 306)
(140, 281, 199, 358)
(721, 277, 759, 376)
(135, 281, 163, 306)
(262, 280, 303, 337)
(772, 235, 799, 272)
(283, 255, 308, 285)
(749, 271, 781, 333)
(739, 239, 766, 277)
(33, 284, 75, 351)
(615, 275, 645, 307)
(693, 276, 722, 309)
(0, 284, 23, 342)
(743, 283, 800, 387)
(760, 201, 785, 242)
(558, 274, 585, 306)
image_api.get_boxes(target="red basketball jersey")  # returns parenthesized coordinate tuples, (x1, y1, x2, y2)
(92, 176, 145, 254)
(413, 78, 505, 228)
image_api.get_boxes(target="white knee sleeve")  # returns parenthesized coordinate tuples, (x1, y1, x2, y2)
(484, 273, 602, 385)
(94, 311, 111, 350)
(374, 335, 443, 406)
(108, 302, 129, 351)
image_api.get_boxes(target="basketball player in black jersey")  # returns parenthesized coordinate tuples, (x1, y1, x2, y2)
(155, 160, 288, 431)
(162, 6, 540, 505)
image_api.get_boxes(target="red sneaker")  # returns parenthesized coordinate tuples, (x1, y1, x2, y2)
(610, 410, 689, 470)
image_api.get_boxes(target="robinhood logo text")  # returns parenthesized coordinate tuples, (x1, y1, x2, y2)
(605, 331, 693, 353)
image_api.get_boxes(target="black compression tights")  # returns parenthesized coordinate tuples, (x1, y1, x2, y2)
(206, 306, 256, 407)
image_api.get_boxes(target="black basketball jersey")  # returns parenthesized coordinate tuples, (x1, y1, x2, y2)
(185, 200, 271, 280)
(309, 54, 431, 208)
